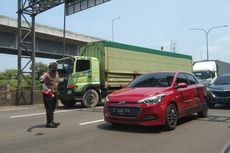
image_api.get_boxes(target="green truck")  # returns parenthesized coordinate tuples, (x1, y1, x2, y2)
(57, 41, 192, 108)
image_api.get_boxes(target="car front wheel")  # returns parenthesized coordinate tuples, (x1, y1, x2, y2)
(165, 103, 178, 130)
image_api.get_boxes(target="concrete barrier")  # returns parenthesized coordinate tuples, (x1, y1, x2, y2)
(0, 86, 43, 106)
(0, 85, 11, 106)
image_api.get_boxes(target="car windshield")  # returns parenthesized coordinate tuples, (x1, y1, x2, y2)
(127, 72, 175, 88)
(57, 58, 74, 77)
(194, 71, 211, 80)
(214, 75, 230, 85)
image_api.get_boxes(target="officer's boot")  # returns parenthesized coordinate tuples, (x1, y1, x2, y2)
(46, 111, 57, 128)
(51, 111, 60, 126)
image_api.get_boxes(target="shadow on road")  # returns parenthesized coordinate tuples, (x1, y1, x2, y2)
(197, 115, 230, 124)
(177, 115, 198, 126)
(56, 102, 104, 110)
(197, 105, 230, 124)
(97, 123, 163, 133)
(57, 104, 103, 113)
(27, 124, 46, 133)
(57, 103, 84, 110)
(97, 115, 199, 133)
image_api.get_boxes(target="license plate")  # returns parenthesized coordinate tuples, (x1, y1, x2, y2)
(117, 108, 124, 114)
(124, 108, 131, 113)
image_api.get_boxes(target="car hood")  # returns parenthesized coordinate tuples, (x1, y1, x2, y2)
(208, 84, 230, 91)
(107, 87, 169, 102)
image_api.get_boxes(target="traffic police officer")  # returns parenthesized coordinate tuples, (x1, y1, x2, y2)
(40, 62, 60, 128)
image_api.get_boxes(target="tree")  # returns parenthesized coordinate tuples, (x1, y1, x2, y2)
(0, 69, 17, 87)
(30, 62, 48, 80)
(0, 72, 6, 80)
(3, 69, 18, 80)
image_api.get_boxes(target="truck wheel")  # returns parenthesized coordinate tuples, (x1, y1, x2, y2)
(198, 99, 208, 118)
(82, 89, 99, 108)
(60, 99, 76, 108)
(164, 104, 178, 130)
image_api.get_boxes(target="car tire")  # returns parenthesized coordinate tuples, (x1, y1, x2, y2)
(198, 99, 208, 118)
(164, 103, 178, 130)
(82, 89, 99, 108)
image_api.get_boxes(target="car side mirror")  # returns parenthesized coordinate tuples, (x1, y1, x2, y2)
(177, 82, 188, 88)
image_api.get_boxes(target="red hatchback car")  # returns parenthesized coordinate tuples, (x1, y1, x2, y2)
(103, 72, 208, 130)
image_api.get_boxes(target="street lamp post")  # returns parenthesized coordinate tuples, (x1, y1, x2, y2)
(112, 17, 120, 41)
(189, 25, 227, 60)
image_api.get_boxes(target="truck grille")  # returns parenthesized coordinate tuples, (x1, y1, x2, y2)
(107, 106, 140, 117)
(212, 91, 230, 97)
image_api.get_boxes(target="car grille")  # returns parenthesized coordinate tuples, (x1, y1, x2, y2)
(107, 106, 141, 117)
(212, 91, 230, 97)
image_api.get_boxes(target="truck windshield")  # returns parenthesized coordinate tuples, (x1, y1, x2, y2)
(57, 58, 74, 77)
(194, 71, 211, 80)
(127, 72, 175, 88)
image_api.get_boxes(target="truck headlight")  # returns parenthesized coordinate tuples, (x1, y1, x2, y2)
(138, 93, 166, 104)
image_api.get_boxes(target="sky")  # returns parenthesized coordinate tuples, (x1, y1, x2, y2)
(1, 0, 230, 72)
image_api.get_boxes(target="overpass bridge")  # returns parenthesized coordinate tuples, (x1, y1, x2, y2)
(0, 15, 102, 59)
(0, 15, 104, 105)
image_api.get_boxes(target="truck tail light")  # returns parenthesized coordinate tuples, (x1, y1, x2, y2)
(67, 84, 76, 89)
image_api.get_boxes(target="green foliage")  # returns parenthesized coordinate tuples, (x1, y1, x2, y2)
(30, 62, 48, 80)
(5, 69, 17, 79)
(0, 79, 41, 91)
(0, 72, 6, 80)
(0, 69, 17, 80)
(0, 65, 45, 90)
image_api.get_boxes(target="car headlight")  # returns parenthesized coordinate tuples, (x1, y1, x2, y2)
(102, 96, 109, 103)
(138, 93, 166, 104)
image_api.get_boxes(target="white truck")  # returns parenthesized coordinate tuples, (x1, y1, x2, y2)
(193, 60, 230, 85)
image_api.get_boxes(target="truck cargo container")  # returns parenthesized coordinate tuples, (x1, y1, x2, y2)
(193, 60, 230, 85)
(57, 41, 192, 108)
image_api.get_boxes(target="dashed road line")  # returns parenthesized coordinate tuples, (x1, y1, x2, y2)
(79, 119, 104, 125)
(10, 110, 73, 118)
(8, 106, 104, 119)
(0, 107, 30, 112)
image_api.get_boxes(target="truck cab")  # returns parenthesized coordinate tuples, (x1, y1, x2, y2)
(57, 56, 100, 108)
(193, 61, 217, 85)
(193, 70, 216, 85)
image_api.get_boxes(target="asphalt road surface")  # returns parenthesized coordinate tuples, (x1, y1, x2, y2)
(0, 104, 230, 153)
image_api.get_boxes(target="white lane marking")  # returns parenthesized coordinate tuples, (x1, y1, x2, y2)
(220, 140, 230, 153)
(10, 110, 73, 118)
(79, 119, 104, 125)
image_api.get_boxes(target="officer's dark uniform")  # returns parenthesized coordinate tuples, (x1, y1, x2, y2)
(40, 62, 60, 128)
